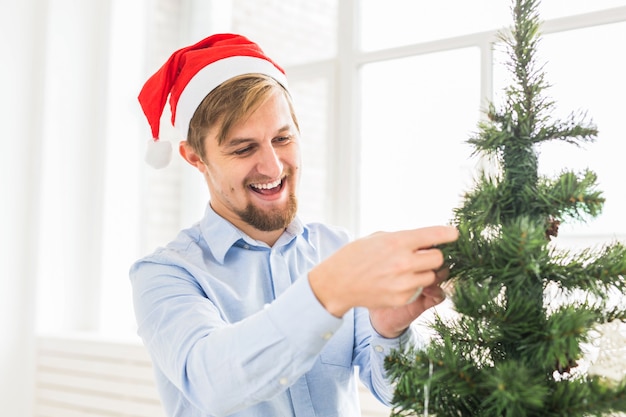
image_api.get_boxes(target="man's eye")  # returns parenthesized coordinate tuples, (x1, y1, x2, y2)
(233, 146, 253, 156)
(274, 136, 291, 144)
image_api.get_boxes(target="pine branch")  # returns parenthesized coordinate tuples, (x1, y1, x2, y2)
(534, 112, 598, 146)
(545, 242, 626, 292)
(519, 303, 600, 373)
(548, 377, 626, 416)
(536, 169, 605, 221)
(480, 361, 549, 416)
(453, 173, 506, 227)
(387, 339, 484, 417)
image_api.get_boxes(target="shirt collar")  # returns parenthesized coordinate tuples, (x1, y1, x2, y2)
(200, 204, 313, 263)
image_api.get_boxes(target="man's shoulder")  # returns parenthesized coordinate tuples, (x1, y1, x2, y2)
(302, 221, 352, 249)
(136, 223, 205, 265)
(304, 221, 350, 236)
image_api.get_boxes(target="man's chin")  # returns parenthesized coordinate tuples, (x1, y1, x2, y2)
(239, 198, 298, 232)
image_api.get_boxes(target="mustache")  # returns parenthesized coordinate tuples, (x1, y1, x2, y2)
(245, 168, 296, 185)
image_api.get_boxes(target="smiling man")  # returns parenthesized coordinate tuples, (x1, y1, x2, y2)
(131, 34, 458, 417)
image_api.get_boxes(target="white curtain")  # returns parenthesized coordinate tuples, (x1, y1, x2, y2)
(2, 0, 49, 415)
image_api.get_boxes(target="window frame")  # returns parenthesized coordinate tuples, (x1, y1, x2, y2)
(327, 1, 626, 240)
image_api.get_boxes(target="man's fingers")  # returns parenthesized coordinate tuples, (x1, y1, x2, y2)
(396, 226, 459, 250)
(421, 285, 447, 306)
(435, 265, 450, 281)
(413, 247, 445, 272)
(405, 287, 423, 304)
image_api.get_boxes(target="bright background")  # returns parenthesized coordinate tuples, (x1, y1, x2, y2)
(2, 1, 625, 414)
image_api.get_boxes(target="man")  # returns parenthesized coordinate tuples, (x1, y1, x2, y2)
(131, 33, 458, 417)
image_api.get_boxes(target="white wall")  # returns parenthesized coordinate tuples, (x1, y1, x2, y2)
(1, 0, 120, 414)
(34, 0, 112, 334)
(0, 0, 46, 415)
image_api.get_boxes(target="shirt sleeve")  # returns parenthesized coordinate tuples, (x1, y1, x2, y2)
(130, 259, 343, 416)
(352, 307, 425, 406)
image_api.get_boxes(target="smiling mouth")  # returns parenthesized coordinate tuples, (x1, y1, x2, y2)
(249, 178, 284, 195)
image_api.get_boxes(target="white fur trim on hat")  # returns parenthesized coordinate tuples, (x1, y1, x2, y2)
(174, 55, 288, 139)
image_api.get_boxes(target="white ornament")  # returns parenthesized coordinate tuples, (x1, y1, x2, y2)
(587, 321, 626, 385)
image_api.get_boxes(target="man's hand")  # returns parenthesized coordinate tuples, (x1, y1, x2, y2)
(308, 225, 458, 328)
(369, 267, 450, 338)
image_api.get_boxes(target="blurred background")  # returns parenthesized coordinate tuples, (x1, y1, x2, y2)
(2, 0, 625, 415)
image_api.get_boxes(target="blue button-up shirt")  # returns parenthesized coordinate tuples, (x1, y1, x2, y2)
(130, 205, 420, 417)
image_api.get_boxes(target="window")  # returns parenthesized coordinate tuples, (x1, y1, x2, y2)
(34, 1, 626, 338)
(357, 3, 626, 244)
(359, 48, 480, 235)
(360, 0, 626, 50)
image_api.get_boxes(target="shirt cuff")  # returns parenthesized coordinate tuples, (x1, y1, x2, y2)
(265, 275, 344, 357)
(369, 322, 423, 358)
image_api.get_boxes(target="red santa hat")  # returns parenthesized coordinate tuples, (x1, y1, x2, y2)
(138, 33, 288, 168)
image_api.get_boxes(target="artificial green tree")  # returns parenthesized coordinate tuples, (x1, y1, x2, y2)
(385, 0, 626, 415)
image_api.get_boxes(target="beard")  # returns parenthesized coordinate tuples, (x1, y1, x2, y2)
(236, 193, 298, 232)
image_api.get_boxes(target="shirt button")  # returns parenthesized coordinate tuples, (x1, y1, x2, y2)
(374, 345, 384, 353)
(279, 377, 288, 385)
(321, 332, 333, 340)
(243, 244, 250, 250)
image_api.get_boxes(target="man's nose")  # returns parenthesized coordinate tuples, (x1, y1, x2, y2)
(256, 145, 283, 178)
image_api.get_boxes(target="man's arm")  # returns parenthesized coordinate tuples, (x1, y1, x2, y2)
(352, 307, 422, 406)
(131, 261, 341, 416)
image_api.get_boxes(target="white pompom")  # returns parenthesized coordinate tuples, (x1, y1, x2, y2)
(145, 139, 173, 169)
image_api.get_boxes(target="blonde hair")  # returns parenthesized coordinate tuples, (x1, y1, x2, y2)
(187, 73, 299, 158)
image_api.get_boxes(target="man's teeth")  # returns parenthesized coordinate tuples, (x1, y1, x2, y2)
(251, 179, 282, 190)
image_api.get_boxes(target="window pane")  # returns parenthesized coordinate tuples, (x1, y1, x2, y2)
(540, 1, 626, 20)
(231, 0, 337, 66)
(493, 22, 626, 238)
(360, 1, 511, 50)
(360, 1, 626, 51)
(359, 48, 481, 236)
(289, 77, 330, 223)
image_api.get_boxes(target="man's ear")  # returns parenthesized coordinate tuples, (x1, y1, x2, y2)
(179, 141, 207, 173)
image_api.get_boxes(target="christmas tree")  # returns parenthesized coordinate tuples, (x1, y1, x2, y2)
(385, 0, 626, 415)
